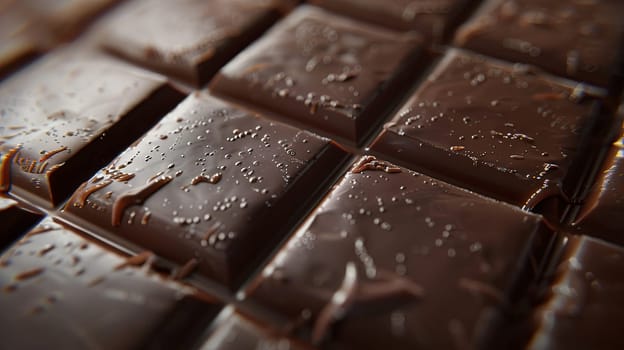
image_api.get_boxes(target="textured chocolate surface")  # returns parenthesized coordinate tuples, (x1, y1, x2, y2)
(211, 5, 424, 144)
(98, 0, 292, 86)
(63, 92, 347, 288)
(0, 218, 221, 350)
(201, 311, 316, 350)
(0, 49, 183, 207)
(372, 50, 596, 207)
(571, 125, 624, 245)
(0, 196, 41, 251)
(455, 0, 624, 87)
(528, 235, 624, 350)
(246, 156, 549, 349)
(311, 0, 472, 42)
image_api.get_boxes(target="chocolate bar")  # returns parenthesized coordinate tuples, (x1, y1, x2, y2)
(0, 49, 183, 207)
(211, 5, 425, 144)
(63, 92, 347, 288)
(245, 156, 551, 348)
(0, 218, 221, 349)
(372, 49, 598, 207)
(0, 0, 622, 348)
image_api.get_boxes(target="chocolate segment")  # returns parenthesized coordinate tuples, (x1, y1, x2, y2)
(0, 218, 222, 350)
(0, 0, 120, 79)
(310, 0, 473, 43)
(571, 125, 624, 245)
(97, 0, 294, 86)
(0, 196, 42, 250)
(201, 311, 316, 350)
(16, 0, 120, 40)
(63, 92, 347, 288)
(0, 6, 39, 81)
(455, 0, 624, 87)
(371, 49, 597, 208)
(210, 5, 425, 144)
(0, 49, 184, 207)
(528, 235, 624, 350)
(246, 156, 550, 349)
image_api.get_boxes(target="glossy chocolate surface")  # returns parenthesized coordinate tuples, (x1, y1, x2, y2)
(0, 196, 41, 251)
(246, 156, 549, 349)
(311, 0, 472, 42)
(0, 49, 183, 207)
(98, 0, 292, 86)
(211, 5, 424, 144)
(0, 218, 221, 350)
(372, 49, 596, 207)
(571, 126, 624, 245)
(63, 92, 347, 288)
(201, 311, 316, 350)
(455, 0, 624, 87)
(529, 235, 624, 350)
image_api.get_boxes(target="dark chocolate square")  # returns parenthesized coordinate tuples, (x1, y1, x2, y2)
(62, 92, 347, 288)
(97, 0, 294, 86)
(372, 49, 597, 207)
(210, 5, 425, 144)
(0, 49, 184, 207)
(0, 218, 221, 349)
(455, 0, 624, 87)
(245, 156, 550, 349)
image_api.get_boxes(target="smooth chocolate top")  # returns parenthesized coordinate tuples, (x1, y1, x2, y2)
(571, 125, 624, 245)
(98, 0, 292, 86)
(311, 0, 471, 42)
(0, 49, 182, 206)
(63, 92, 346, 288)
(372, 49, 596, 207)
(0, 218, 221, 349)
(528, 235, 624, 350)
(211, 5, 424, 143)
(455, 0, 624, 87)
(246, 156, 548, 349)
(201, 311, 316, 350)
